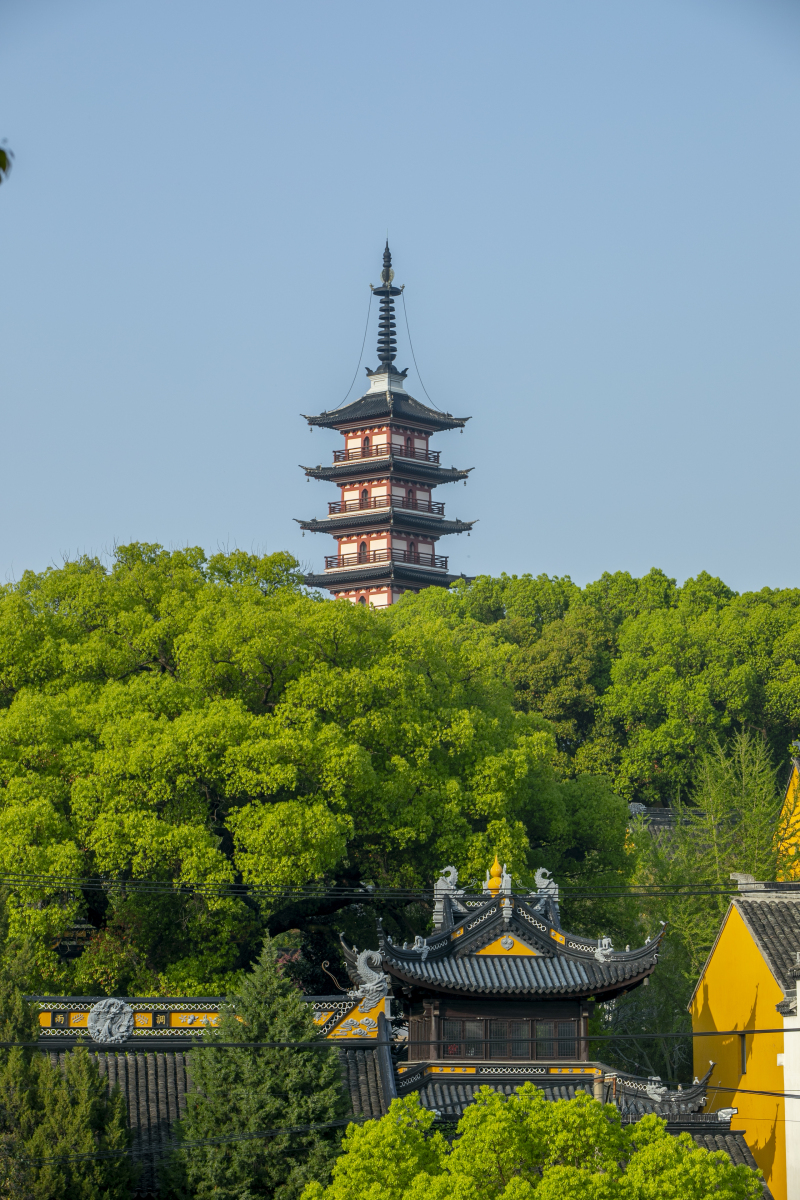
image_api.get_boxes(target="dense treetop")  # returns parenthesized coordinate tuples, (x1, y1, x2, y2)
(0, 545, 796, 996)
(301, 1087, 762, 1200)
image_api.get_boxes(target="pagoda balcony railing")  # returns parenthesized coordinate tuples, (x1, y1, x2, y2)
(324, 549, 448, 571)
(327, 497, 445, 516)
(332, 444, 440, 465)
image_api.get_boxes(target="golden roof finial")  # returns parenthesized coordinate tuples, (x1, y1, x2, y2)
(486, 854, 502, 897)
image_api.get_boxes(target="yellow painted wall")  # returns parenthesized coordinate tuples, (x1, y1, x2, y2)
(690, 904, 785, 1200)
(778, 762, 800, 881)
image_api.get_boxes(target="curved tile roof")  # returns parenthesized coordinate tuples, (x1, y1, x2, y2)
(380, 894, 663, 1000)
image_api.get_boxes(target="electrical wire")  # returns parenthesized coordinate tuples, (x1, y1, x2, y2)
(2, 870, 796, 903)
(329, 292, 373, 410)
(401, 291, 443, 412)
(27, 1115, 369, 1164)
(9, 1027, 800, 1050)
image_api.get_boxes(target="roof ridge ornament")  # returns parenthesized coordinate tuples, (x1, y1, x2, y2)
(338, 935, 390, 1011)
(432, 866, 468, 929)
(483, 855, 504, 897)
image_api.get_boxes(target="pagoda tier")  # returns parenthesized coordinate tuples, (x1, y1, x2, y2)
(297, 243, 474, 607)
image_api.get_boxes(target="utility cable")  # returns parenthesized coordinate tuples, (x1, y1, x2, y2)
(10, 1027, 800, 1050)
(2, 869, 796, 902)
(27, 1115, 369, 1164)
(330, 292, 373, 410)
(401, 291, 443, 411)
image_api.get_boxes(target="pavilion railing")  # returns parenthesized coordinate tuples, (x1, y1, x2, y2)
(332, 444, 440, 464)
(324, 549, 448, 570)
(327, 497, 445, 516)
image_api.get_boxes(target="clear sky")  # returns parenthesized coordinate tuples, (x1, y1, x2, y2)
(2, 0, 799, 592)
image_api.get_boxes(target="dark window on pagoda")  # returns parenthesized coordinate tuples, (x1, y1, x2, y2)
(361, 488, 369, 506)
(406, 437, 412, 455)
(358, 541, 368, 562)
(407, 489, 414, 506)
(358, 596, 367, 606)
(409, 542, 416, 561)
(363, 436, 370, 452)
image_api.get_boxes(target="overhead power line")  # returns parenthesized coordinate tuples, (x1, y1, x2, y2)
(1, 871, 795, 903)
(9, 1026, 800, 1051)
(28, 1115, 369, 1164)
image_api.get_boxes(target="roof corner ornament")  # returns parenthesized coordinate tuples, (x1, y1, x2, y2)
(412, 934, 430, 960)
(594, 936, 614, 964)
(534, 868, 558, 901)
(338, 935, 390, 1012)
(645, 1076, 668, 1103)
(432, 866, 467, 928)
(730, 872, 766, 892)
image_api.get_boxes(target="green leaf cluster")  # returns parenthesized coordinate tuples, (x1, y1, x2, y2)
(0, 939, 134, 1199)
(0, 545, 631, 992)
(301, 1087, 762, 1200)
(453, 569, 800, 803)
(165, 935, 346, 1200)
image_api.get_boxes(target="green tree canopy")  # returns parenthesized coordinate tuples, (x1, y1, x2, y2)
(0, 545, 630, 994)
(168, 935, 346, 1200)
(0, 928, 134, 1199)
(301, 1087, 762, 1200)
(453, 569, 800, 803)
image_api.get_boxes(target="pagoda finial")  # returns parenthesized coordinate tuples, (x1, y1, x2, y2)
(485, 854, 503, 897)
(372, 241, 402, 374)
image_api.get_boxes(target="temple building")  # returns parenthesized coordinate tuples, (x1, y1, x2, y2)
(690, 875, 800, 1200)
(298, 244, 474, 606)
(32, 858, 766, 1196)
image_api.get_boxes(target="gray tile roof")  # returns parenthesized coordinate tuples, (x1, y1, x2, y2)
(48, 1048, 190, 1199)
(385, 948, 658, 997)
(381, 895, 662, 999)
(303, 389, 468, 432)
(735, 895, 800, 993)
(51, 1040, 393, 1197)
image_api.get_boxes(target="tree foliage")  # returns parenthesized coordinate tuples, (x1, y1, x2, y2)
(167, 936, 346, 1200)
(590, 730, 786, 1080)
(301, 1088, 762, 1200)
(0, 545, 631, 993)
(0, 930, 134, 1199)
(453, 569, 800, 803)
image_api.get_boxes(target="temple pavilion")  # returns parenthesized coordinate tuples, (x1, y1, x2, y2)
(298, 243, 474, 606)
(31, 858, 765, 1196)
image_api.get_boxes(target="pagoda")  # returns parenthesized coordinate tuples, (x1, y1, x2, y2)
(298, 243, 475, 606)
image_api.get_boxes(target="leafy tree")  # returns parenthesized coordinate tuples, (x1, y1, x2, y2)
(301, 1087, 762, 1200)
(591, 730, 784, 1080)
(0, 925, 134, 1200)
(167, 935, 346, 1200)
(0, 545, 632, 993)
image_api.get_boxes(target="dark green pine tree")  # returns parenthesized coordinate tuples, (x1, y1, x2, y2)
(0, 913, 135, 1200)
(170, 935, 348, 1200)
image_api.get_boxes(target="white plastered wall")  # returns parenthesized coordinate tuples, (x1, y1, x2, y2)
(785, 1006, 800, 1200)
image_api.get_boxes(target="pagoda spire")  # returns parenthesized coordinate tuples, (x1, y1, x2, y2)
(372, 241, 403, 374)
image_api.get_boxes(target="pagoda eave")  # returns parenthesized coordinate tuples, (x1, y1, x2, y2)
(305, 563, 471, 590)
(382, 962, 657, 1005)
(301, 461, 472, 486)
(301, 397, 469, 434)
(295, 514, 476, 537)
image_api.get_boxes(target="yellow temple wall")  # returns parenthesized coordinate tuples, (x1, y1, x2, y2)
(777, 762, 800, 881)
(690, 904, 785, 1200)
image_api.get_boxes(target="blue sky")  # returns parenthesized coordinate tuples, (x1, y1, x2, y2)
(2, 0, 799, 592)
